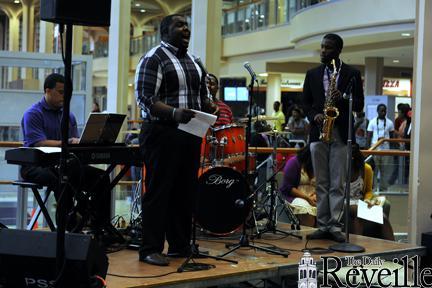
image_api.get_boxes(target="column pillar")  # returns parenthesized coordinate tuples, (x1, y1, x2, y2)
(408, 0, 432, 244)
(107, 0, 131, 116)
(39, 21, 54, 53)
(266, 73, 281, 115)
(73, 26, 83, 54)
(8, 15, 20, 84)
(8, 15, 19, 52)
(190, 0, 222, 75)
(364, 57, 384, 95)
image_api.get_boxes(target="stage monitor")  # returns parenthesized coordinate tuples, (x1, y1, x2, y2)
(40, 0, 111, 27)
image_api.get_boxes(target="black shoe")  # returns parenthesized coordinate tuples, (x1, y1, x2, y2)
(306, 229, 329, 240)
(330, 231, 346, 243)
(139, 252, 169, 266)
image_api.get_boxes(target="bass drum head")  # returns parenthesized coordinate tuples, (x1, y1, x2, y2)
(196, 167, 251, 235)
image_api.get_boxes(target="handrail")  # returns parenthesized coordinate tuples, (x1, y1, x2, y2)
(0, 141, 22, 148)
(248, 147, 410, 157)
(369, 138, 410, 151)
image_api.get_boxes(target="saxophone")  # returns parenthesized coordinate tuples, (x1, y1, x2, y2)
(319, 59, 340, 142)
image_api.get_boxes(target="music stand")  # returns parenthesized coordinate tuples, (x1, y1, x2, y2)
(218, 68, 288, 259)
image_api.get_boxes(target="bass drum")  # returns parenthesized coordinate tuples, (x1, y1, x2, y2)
(195, 167, 251, 235)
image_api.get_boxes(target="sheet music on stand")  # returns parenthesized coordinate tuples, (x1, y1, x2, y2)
(178, 109, 217, 138)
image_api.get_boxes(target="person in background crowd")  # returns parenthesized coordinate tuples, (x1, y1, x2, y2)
(207, 73, 233, 127)
(272, 101, 285, 132)
(279, 145, 317, 227)
(92, 100, 101, 112)
(349, 143, 395, 241)
(367, 103, 395, 191)
(394, 103, 409, 135)
(354, 111, 369, 149)
(286, 106, 309, 143)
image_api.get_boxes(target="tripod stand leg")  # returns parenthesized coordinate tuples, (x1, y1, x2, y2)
(248, 243, 289, 257)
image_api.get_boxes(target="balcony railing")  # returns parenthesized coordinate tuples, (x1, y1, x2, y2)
(222, 0, 329, 36)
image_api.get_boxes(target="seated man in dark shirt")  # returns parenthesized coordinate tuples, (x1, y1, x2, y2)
(20, 73, 111, 233)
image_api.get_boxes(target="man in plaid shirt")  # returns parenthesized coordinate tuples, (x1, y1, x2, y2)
(135, 14, 214, 266)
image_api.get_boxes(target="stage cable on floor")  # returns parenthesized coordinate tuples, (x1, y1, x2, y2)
(107, 271, 178, 279)
(302, 239, 332, 254)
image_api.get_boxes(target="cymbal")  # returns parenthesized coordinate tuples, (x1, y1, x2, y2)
(261, 130, 291, 136)
(238, 115, 280, 122)
(121, 130, 140, 134)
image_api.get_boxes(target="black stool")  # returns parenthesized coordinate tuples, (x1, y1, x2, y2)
(12, 181, 56, 231)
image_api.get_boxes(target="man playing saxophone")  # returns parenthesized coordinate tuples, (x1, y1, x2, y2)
(302, 33, 364, 242)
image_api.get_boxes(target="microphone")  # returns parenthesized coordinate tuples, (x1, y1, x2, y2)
(194, 57, 209, 77)
(343, 77, 355, 99)
(243, 62, 257, 80)
(234, 199, 245, 208)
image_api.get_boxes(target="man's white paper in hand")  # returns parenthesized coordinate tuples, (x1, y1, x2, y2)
(178, 109, 217, 138)
(357, 199, 384, 224)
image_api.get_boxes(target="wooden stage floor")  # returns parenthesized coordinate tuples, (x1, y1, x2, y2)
(106, 226, 426, 288)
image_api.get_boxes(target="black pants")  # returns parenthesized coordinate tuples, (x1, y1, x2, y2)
(139, 122, 201, 256)
(20, 161, 111, 228)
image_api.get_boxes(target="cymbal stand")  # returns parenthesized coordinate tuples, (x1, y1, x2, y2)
(177, 202, 238, 272)
(252, 131, 301, 239)
(218, 68, 288, 259)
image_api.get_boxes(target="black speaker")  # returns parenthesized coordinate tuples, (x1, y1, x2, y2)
(40, 0, 111, 27)
(0, 229, 108, 288)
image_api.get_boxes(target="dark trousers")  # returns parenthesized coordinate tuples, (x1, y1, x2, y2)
(20, 162, 111, 227)
(139, 122, 201, 256)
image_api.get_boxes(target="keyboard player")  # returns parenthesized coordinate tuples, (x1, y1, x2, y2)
(20, 73, 111, 233)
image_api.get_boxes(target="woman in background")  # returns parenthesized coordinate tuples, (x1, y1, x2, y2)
(279, 145, 317, 227)
(349, 143, 395, 240)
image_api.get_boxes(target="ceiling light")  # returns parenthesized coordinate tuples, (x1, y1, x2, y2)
(128, 83, 133, 87)
(13, 0, 20, 3)
(401, 33, 411, 37)
(135, 3, 140, 7)
(393, 59, 400, 63)
(258, 73, 268, 77)
(260, 15, 265, 18)
(140, 9, 146, 13)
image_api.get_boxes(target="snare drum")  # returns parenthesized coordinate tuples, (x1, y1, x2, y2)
(213, 124, 245, 156)
(195, 167, 251, 235)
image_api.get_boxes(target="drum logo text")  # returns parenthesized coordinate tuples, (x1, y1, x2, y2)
(206, 174, 239, 188)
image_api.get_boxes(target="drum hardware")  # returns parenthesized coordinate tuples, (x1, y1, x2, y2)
(178, 167, 240, 272)
(252, 130, 302, 240)
(218, 67, 289, 259)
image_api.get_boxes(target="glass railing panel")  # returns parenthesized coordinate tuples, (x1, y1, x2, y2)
(222, 0, 329, 36)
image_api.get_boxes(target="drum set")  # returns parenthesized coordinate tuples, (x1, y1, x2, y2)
(197, 124, 253, 236)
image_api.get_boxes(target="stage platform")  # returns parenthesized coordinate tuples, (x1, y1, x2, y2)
(106, 225, 426, 288)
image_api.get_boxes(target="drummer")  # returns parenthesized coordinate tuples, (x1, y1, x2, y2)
(207, 73, 233, 127)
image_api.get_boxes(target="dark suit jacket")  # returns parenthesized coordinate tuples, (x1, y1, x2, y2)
(302, 63, 364, 143)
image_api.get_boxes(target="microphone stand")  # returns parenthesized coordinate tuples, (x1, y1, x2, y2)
(55, 23, 74, 286)
(329, 81, 365, 253)
(219, 72, 288, 259)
